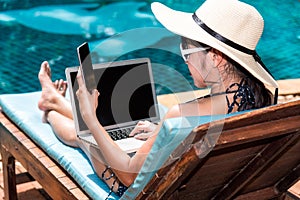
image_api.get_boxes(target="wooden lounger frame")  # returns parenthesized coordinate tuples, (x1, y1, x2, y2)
(0, 111, 89, 200)
(137, 99, 300, 199)
(1, 100, 300, 200)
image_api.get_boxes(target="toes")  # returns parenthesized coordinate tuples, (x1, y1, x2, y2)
(58, 79, 64, 88)
(58, 79, 67, 96)
(39, 61, 52, 80)
(41, 61, 51, 78)
(53, 80, 59, 89)
(50, 78, 68, 96)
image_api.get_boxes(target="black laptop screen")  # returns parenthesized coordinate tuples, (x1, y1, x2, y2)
(70, 60, 158, 131)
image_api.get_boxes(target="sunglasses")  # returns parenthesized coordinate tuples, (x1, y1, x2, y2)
(180, 43, 210, 62)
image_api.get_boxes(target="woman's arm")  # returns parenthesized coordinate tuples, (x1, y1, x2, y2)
(75, 69, 160, 186)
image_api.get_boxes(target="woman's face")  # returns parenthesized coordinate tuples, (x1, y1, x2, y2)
(185, 44, 220, 88)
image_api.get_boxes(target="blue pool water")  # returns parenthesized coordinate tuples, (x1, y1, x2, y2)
(0, 0, 299, 95)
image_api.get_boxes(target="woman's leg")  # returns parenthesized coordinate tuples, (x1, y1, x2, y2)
(38, 61, 77, 146)
(46, 110, 79, 147)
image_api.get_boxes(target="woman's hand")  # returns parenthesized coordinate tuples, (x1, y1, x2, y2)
(76, 68, 99, 126)
(129, 120, 157, 140)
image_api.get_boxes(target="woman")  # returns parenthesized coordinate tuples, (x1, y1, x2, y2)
(38, 0, 278, 197)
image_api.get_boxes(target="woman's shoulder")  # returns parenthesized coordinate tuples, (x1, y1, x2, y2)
(164, 99, 216, 119)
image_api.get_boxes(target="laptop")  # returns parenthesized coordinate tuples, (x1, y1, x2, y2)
(65, 58, 160, 153)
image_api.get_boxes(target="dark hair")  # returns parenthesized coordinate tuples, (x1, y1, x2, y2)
(224, 55, 273, 109)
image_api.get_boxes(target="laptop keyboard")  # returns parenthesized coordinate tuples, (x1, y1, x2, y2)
(107, 127, 135, 141)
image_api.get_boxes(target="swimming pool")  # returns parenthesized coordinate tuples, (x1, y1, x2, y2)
(0, 0, 299, 95)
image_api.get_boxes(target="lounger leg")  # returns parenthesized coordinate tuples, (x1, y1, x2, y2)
(1, 146, 17, 200)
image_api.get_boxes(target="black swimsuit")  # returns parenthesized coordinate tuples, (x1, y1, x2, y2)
(186, 79, 256, 113)
(102, 166, 127, 199)
(225, 79, 256, 113)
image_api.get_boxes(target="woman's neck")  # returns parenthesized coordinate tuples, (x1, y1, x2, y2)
(210, 76, 242, 94)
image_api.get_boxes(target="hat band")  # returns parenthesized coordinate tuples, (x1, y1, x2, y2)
(192, 13, 278, 104)
(192, 13, 255, 55)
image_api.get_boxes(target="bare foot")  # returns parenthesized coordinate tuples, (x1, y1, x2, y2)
(38, 61, 66, 122)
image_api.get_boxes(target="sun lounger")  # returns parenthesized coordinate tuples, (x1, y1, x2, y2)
(122, 98, 300, 199)
(1, 92, 299, 199)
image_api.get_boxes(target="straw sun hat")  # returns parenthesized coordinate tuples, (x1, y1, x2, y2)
(151, 0, 278, 93)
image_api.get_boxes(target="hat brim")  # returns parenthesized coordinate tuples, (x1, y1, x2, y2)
(151, 2, 278, 88)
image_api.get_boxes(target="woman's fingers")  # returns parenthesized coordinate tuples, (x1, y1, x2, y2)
(76, 68, 84, 89)
(93, 89, 100, 109)
(129, 121, 146, 136)
(134, 132, 154, 140)
(76, 68, 99, 120)
(129, 121, 157, 138)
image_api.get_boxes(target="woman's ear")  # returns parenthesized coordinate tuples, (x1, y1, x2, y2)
(210, 48, 224, 63)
